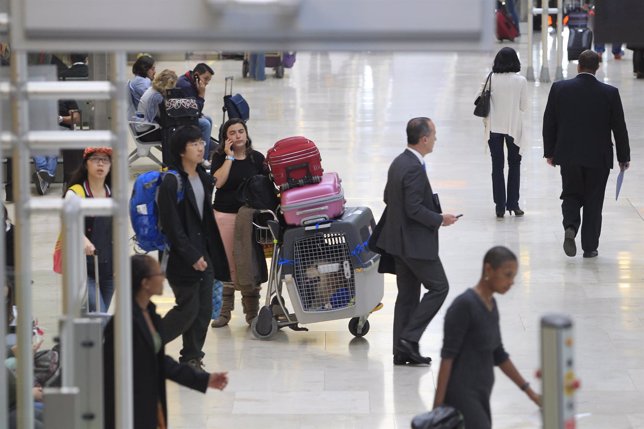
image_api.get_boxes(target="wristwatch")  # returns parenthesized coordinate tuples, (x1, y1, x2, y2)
(225, 155, 235, 161)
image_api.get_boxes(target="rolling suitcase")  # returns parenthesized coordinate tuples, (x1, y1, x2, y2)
(568, 28, 593, 61)
(280, 172, 345, 226)
(266, 136, 324, 191)
(496, 4, 518, 41)
(222, 75, 250, 123)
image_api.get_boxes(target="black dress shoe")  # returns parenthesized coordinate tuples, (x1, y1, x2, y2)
(396, 339, 431, 365)
(583, 250, 598, 258)
(496, 207, 505, 218)
(508, 207, 524, 216)
(393, 353, 410, 365)
(563, 227, 576, 257)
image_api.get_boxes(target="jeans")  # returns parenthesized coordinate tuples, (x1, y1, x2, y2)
(249, 53, 266, 81)
(505, 0, 520, 30)
(87, 276, 115, 313)
(33, 156, 57, 175)
(198, 115, 213, 160)
(595, 43, 623, 55)
(488, 133, 522, 211)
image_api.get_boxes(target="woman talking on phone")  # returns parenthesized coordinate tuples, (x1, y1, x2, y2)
(210, 118, 268, 327)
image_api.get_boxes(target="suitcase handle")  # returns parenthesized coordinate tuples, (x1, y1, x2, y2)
(296, 205, 329, 216)
(285, 162, 312, 176)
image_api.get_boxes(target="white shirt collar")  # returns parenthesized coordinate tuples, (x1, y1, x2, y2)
(578, 72, 597, 79)
(406, 146, 425, 165)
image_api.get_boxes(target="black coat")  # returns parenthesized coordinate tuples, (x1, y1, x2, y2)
(157, 165, 231, 283)
(375, 150, 443, 261)
(543, 73, 630, 168)
(103, 301, 210, 429)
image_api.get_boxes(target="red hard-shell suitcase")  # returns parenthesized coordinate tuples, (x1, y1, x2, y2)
(496, 7, 518, 41)
(280, 172, 345, 226)
(266, 136, 324, 190)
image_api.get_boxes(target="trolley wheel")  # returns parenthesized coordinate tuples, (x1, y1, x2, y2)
(251, 306, 278, 340)
(242, 60, 249, 78)
(348, 317, 370, 337)
(275, 65, 285, 79)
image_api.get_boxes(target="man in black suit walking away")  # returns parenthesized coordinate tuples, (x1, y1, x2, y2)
(543, 50, 630, 258)
(374, 117, 459, 365)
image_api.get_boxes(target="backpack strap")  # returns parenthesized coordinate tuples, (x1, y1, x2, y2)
(162, 170, 184, 203)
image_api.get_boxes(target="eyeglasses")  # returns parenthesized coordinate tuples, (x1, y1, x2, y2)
(187, 140, 206, 147)
(87, 156, 111, 165)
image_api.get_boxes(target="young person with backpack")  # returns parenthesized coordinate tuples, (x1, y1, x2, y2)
(210, 118, 270, 328)
(157, 125, 229, 370)
(63, 147, 114, 312)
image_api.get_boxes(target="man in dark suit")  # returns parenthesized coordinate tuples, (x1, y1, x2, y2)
(375, 117, 459, 365)
(543, 50, 630, 258)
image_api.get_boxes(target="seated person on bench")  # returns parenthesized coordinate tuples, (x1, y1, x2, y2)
(135, 69, 178, 142)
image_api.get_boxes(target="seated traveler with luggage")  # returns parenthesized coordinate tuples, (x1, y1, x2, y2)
(136, 69, 178, 142)
(129, 53, 156, 109)
(433, 246, 540, 429)
(103, 254, 228, 429)
(176, 63, 214, 166)
(211, 118, 269, 327)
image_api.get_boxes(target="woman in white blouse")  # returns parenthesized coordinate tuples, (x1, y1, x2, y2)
(483, 47, 527, 218)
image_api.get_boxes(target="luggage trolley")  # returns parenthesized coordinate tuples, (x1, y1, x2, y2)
(250, 206, 384, 340)
(242, 52, 296, 79)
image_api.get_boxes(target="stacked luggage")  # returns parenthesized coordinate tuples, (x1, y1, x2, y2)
(265, 136, 345, 226)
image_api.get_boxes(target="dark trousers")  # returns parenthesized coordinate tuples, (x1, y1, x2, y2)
(161, 270, 214, 362)
(488, 133, 522, 211)
(393, 256, 449, 354)
(560, 164, 610, 252)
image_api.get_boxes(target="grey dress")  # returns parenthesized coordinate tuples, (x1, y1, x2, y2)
(441, 288, 509, 429)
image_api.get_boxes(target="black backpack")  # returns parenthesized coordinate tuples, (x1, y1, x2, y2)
(237, 175, 279, 211)
(159, 88, 200, 128)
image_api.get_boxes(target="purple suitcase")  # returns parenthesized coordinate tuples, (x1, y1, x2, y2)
(280, 172, 345, 226)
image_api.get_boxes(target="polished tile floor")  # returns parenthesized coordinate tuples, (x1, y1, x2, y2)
(20, 31, 644, 428)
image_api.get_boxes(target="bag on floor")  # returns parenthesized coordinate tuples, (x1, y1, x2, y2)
(266, 136, 324, 191)
(211, 279, 224, 319)
(129, 170, 184, 252)
(222, 76, 250, 122)
(411, 405, 464, 429)
(496, 4, 519, 41)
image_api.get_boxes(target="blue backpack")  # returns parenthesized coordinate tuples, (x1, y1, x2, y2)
(130, 170, 184, 252)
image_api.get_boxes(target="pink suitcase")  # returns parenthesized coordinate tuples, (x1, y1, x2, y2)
(280, 172, 345, 226)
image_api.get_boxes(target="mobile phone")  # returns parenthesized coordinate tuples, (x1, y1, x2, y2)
(456, 214, 463, 218)
(194, 74, 200, 84)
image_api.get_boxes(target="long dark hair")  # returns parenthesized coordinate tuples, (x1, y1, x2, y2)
(492, 47, 521, 73)
(215, 118, 253, 157)
(67, 155, 112, 191)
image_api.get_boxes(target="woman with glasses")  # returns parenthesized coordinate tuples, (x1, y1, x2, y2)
(211, 118, 269, 327)
(64, 147, 114, 312)
(103, 254, 228, 429)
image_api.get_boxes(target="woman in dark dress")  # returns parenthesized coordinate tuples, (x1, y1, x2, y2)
(433, 246, 540, 429)
(103, 254, 228, 429)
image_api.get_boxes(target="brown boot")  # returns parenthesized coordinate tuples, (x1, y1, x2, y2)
(211, 284, 235, 328)
(241, 287, 261, 325)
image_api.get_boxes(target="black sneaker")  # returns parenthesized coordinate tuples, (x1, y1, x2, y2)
(38, 170, 55, 184)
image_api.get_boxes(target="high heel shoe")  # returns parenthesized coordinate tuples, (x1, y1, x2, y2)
(496, 208, 505, 218)
(508, 207, 525, 216)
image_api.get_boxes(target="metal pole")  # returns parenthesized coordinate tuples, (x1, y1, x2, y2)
(109, 51, 133, 429)
(10, 48, 34, 429)
(526, 0, 535, 81)
(0, 81, 7, 429)
(554, 0, 564, 81)
(60, 193, 85, 387)
(539, 0, 551, 82)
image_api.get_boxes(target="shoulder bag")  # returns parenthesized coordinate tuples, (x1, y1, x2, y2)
(473, 72, 492, 118)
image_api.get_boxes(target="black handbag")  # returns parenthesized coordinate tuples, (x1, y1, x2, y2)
(411, 405, 464, 429)
(473, 72, 492, 118)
